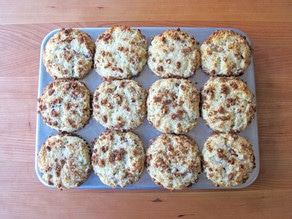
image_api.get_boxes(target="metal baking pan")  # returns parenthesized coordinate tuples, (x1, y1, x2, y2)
(35, 27, 259, 190)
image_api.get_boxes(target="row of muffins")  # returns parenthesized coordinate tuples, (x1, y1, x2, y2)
(42, 26, 252, 80)
(37, 26, 256, 190)
(37, 77, 256, 134)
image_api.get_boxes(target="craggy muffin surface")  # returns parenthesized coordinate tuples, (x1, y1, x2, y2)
(91, 130, 145, 188)
(94, 25, 148, 80)
(43, 28, 95, 79)
(146, 134, 201, 190)
(38, 79, 91, 132)
(37, 134, 92, 190)
(148, 28, 201, 78)
(200, 30, 252, 76)
(93, 80, 147, 130)
(147, 78, 200, 134)
(202, 133, 256, 187)
(201, 76, 256, 133)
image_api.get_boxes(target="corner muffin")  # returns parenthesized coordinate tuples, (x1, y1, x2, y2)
(147, 78, 200, 134)
(92, 79, 147, 131)
(43, 28, 95, 79)
(37, 134, 92, 190)
(201, 76, 256, 133)
(200, 30, 252, 76)
(38, 79, 91, 132)
(94, 25, 148, 80)
(91, 130, 145, 188)
(202, 133, 256, 187)
(146, 134, 201, 190)
(148, 28, 201, 78)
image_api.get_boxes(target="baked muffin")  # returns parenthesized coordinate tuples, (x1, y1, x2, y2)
(91, 130, 145, 188)
(202, 133, 256, 187)
(92, 79, 147, 131)
(147, 78, 200, 134)
(148, 28, 201, 78)
(94, 25, 148, 80)
(37, 134, 92, 190)
(43, 28, 95, 79)
(38, 79, 91, 132)
(146, 134, 201, 190)
(200, 30, 252, 76)
(201, 76, 256, 133)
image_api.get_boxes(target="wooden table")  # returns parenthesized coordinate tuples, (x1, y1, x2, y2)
(1, 1, 291, 218)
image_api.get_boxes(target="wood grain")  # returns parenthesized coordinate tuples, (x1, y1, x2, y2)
(0, 0, 292, 218)
(1, 0, 291, 25)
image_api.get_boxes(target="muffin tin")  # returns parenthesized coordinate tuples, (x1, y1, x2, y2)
(35, 27, 259, 189)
